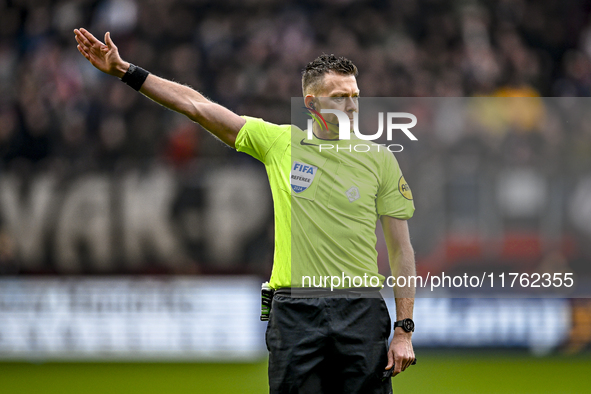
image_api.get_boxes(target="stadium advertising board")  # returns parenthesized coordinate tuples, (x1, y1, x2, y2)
(0, 277, 264, 361)
(0, 278, 572, 360)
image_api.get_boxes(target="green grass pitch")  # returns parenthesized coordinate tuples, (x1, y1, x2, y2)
(1, 351, 590, 393)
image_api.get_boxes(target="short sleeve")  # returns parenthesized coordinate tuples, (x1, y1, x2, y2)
(376, 151, 415, 219)
(235, 116, 285, 164)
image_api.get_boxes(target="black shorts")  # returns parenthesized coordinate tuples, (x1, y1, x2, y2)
(265, 290, 393, 394)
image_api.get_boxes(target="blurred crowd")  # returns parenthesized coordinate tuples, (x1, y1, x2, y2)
(1, 0, 591, 173)
(2, 0, 591, 276)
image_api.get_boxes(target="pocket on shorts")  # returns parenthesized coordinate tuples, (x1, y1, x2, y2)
(378, 297, 392, 339)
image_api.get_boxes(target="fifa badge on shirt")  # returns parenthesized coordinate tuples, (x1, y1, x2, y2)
(291, 161, 318, 193)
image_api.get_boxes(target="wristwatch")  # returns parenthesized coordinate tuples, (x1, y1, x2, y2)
(394, 318, 415, 333)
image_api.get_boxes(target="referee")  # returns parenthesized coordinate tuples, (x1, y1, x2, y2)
(74, 28, 416, 394)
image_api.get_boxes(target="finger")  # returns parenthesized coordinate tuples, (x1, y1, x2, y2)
(104, 31, 116, 49)
(85, 30, 105, 49)
(393, 355, 403, 374)
(402, 357, 411, 371)
(399, 355, 409, 371)
(77, 38, 94, 56)
(385, 349, 394, 370)
(77, 45, 90, 60)
(77, 45, 90, 61)
(80, 28, 101, 45)
(406, 354, 416, 369)
(74, 31, 84, 45)
(76, 31, 93, 49)
(406, 353, 416, 369)
(74, 35, 88, 50)
(408, 354, 416, 369)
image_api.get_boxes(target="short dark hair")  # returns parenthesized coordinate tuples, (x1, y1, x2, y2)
(302, 54, 358, 95)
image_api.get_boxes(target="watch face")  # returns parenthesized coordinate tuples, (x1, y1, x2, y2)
(403, 319, 414, 332)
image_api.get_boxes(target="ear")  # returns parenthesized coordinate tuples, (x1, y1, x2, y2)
(304, 95, 316, 110)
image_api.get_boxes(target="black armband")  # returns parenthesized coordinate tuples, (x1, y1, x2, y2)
(121, 64, 149, 91)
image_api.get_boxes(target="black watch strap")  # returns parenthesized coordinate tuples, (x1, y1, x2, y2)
(394, 318, 415, 333)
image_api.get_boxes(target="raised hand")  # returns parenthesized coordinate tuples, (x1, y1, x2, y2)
(74, 28, 244, 147)
(74, 28, 129, 78)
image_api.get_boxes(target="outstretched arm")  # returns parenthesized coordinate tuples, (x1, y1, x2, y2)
(380, 215, 416, 377)
(74, 28, 245, 148)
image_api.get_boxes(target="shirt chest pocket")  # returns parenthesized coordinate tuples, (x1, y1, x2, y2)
(280, 156, 328, 201)
(328, 162, 378, 219)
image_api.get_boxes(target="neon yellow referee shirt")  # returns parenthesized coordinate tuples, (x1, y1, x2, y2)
(235, 116, 415, 289)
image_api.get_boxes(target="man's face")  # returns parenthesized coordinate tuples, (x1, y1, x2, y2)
(306, 72, 359, 137)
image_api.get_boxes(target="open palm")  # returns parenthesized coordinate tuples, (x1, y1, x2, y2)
(74, 28, 127, 77)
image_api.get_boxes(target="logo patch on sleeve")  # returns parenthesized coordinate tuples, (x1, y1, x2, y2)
(398, 176, 413, 200)
(291, 161, 318, 193)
